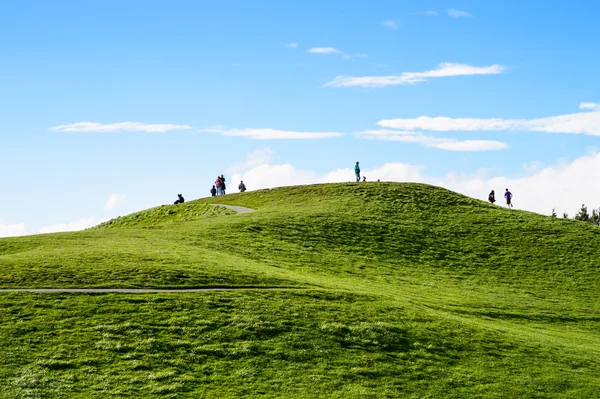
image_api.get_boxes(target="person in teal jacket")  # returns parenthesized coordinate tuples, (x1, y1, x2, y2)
(354, 161, 361, 182)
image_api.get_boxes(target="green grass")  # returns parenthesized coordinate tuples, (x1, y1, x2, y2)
(1, 182, 600, 398)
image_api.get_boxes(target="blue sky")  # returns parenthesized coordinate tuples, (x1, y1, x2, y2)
(2, 0, 600, 236)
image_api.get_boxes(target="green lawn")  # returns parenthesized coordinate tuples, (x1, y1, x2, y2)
(1, 183, 600, 398)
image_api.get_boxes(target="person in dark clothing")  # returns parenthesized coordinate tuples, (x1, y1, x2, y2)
(210, 185, 217, 197)
(488, 190, 496, 204)
(238, 181, 247, 192)
(220, 174, 226, 194)
(354, 162, 361, 182)
(504, 188, 513, 208)
(174, 194, 185, 204)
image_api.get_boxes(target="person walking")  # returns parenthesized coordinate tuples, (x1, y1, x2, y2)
(210, 185, 217, 197)
(504, 188, 513, 208)
(354, 161, 361, 182)
(238, 180, 247, 192)
(488, 190, 496, 204)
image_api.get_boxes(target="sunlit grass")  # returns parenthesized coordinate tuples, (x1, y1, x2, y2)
(1, 183, 600, 397)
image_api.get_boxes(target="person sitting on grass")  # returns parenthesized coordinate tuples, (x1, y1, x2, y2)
(362, 176, 367, 182)
(210, 185, 217, 197)
(174, 194, 185, 204)
(239, 181, 247, 192)
(488, 190, 496, 204)
(504, 188, 513, 208)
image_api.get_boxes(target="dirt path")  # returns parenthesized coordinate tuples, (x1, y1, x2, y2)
(0, 287, 297, 293)
(211, 204, 256, 214)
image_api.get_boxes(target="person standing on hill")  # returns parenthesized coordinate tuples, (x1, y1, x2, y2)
(215, 176, 223, 195)
(488, 190, 496, 204)
(220, 174, 227, 195)
(354, 161, 361, 182)
(504, 188, 513, 208)
(210, 185, 217, 197)
(238, 181, 246, 192)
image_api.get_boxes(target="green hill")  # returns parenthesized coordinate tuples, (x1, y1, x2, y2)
(1, 183, 600, 398)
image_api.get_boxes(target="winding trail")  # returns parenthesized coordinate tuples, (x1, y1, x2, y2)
(211, 204, 256, 214)
(0, 287, 298, 293)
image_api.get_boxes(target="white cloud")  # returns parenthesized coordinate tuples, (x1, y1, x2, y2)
(49, 122, 192, 133)
(414, 10, 439, 16)
(308, 47, 367, 59)
(0, 217, 102, 238)
(0, 221, 28, 238)
(324, 62, 506, 88)
(377, 104, 600, 136)
(580, 102, 600, 110)
(448, 9, 473, 18)
(308, 47, 343, 55)
(381, 20, 398, 29)
(344, 53, 369, 60)
(203, 127, 343, 140)
(104, 193, 126, 211)
(283, 42, 298, 48)
(357, 129, 507, 151)
(229, 147, 277, 172)
(37, 217, 101, 234)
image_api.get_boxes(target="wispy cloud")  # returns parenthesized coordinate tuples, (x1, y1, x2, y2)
(308, 47, 343, 55)
(415, 10, 439, 16)
(49, 122, 192, 133)
(283, 42, 298, 48)
(203, 127, 343, 140)
(229, 147, 277, 172)
(381, 20, 398, 29)
(377, 104, 600, 136)
(308, 47, 367, 59)
(357, 130, 507, 151)
(104, 193, 126, 211)
(448, 9, 473, 18)
(580, 102, 600, 110)
(324, 62, 506, 88)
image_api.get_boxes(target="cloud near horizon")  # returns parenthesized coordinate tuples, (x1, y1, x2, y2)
(104, 193, 126, 211)
(6, 151, 600, 237)
(324, 62, 505, 88)
(377, 103, 600, 136)
(49, 122, 192, 133)
(0, 217, 102, 238)
(228, 151, 600, 217)
(203, 127, 343, 140)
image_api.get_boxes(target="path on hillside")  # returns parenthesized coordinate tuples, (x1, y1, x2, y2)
(0, 287, 298, 293)
(211, 204, 256, 214)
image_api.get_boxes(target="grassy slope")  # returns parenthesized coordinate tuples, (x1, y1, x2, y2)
(1, 183, 600, 398)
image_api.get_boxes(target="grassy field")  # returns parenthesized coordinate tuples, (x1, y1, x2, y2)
(1, 183, 600, 398)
